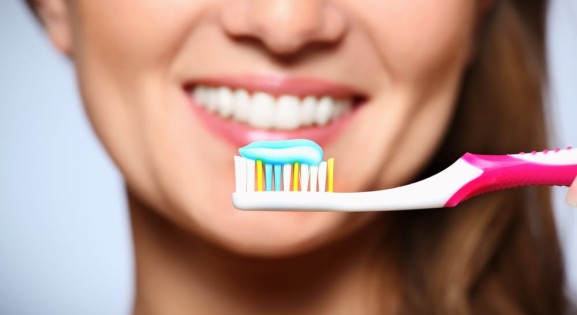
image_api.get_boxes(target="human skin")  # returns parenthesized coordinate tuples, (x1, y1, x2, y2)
(568, 177, 577, 207)
(39, 0, 479, 254)
(33, 0, 575, 314)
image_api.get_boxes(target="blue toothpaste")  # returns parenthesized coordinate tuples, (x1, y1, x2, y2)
(239, 139, 323, 165)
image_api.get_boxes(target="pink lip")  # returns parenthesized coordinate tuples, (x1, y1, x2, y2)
(184, 75, 365, 147)
(186, 75, 363, 99)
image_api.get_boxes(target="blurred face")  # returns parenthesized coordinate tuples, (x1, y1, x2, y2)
(45, 0, 479, 256)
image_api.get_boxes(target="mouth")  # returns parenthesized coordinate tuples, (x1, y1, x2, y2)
(184, 76, 366, 146)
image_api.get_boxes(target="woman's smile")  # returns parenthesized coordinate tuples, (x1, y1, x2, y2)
(184, 75, 366, 146)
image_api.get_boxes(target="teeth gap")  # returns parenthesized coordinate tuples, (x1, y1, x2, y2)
(191, 85, 358, 130)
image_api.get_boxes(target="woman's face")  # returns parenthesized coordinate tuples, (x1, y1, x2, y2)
(46, 0, 478, 256)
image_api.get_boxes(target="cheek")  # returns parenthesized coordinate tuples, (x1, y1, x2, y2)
(72, 1, 208, 69)
(357, 0, 475, 86)
(337, 0, 476, 188)
(68, 1, 208, 209)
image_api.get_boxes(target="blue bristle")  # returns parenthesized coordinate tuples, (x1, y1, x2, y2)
(274, 164, 281, 191)
(265, 164, 273, 191)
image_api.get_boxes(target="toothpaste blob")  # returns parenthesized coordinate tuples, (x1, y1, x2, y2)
(238, 139, 323, 165)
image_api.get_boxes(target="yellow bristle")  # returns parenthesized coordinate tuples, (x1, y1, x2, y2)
(327, 158, 334, 192)
(256, 160, 263, 192)
(292, 162, 299, 191)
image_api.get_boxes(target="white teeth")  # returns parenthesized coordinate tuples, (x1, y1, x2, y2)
(191, 86, 354, 130)
(333, 99, 352, 120)
(193, 86, 208, 106)
(233, 89, 250, 123)
(275, 96, 300, 130)
(315, 96, 334, 126)
(207, 88, 219, 112)
(301, 96, 316, 127)
(250, 92, 275, 129)
(217, 87, 233, 118)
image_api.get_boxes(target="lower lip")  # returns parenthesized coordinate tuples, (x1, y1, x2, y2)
(185, 93, 357, 147)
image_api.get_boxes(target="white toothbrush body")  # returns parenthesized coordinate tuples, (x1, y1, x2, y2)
(233, 148, 577, 212)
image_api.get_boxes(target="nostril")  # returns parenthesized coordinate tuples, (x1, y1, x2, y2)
(255, 28, 323, 56)
(218, 0, 348, 57)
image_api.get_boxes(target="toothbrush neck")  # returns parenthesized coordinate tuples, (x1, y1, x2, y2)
(128, 197, 402, 315)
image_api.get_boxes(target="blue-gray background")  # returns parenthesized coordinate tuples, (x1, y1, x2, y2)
(0, 0, 575, 314)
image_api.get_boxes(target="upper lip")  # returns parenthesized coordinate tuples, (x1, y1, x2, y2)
(185, 75, 366, 100)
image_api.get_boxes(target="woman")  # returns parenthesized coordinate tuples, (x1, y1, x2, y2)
(27, 0, 577, 314)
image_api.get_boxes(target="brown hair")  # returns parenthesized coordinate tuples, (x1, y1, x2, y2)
(395, 0, 571, 314)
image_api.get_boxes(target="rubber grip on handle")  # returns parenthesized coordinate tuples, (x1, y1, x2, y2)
(445, 149, 577, 207)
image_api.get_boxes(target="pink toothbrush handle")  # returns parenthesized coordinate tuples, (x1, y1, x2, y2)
(446, 148, 577, 207)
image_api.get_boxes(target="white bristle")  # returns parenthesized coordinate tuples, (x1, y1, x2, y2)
(283, 164, 292, 192)
(246, 159, 255, 192)
(234, 156, 240, 192)
(318, 161, 327, 192)
(310, 165, 319, 192)
(300, 164, 310, 191)
(234, 156, 247, 192)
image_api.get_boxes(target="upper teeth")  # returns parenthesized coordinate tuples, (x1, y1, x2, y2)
(192, 86, 353, 130)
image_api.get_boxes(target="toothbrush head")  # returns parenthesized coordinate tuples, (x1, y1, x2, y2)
(234, 139, 334, 193)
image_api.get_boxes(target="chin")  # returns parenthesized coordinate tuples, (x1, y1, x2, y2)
(189, 202, 375, 258)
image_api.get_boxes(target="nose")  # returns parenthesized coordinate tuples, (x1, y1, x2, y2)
(219, 0, 348, 56)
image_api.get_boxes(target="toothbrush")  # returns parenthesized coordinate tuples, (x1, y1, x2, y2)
(233, 146, 577, 212)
